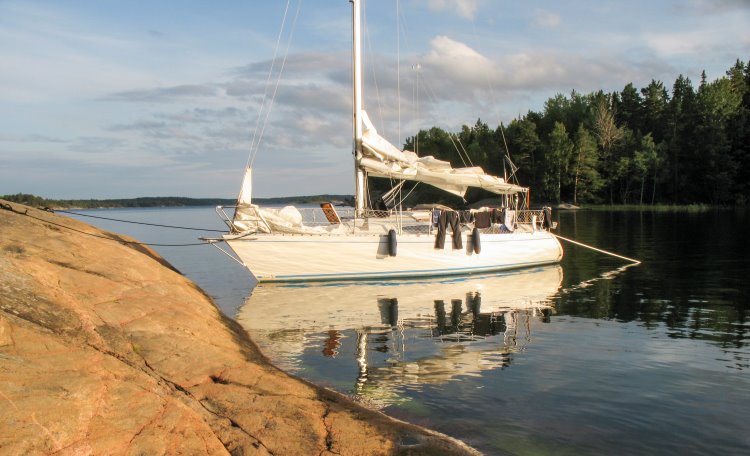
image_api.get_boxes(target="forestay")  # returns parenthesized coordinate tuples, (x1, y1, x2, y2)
(358, 110, 527, 197)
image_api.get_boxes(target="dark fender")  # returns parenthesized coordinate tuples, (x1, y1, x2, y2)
(388, 229, 397, 257)
(471, 227, 481, 254)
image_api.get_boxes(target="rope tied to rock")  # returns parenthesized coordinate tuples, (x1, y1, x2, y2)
(1, 202, 218, 247)
(52, 209, 227, 233)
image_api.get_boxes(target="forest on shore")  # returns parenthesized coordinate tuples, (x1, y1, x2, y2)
(0, 194, 353, 209)
(392, 58, 749, 207)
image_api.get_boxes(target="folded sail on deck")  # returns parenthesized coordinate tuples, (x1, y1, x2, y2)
(358, 110, 526, 197)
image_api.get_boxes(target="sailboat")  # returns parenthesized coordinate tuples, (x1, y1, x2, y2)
(214, 0, 563, 283)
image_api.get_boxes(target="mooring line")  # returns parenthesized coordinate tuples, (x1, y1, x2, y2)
(550, 233, 641, 264)
(53, 209, 226, 233)
(1, 203, 215, 247)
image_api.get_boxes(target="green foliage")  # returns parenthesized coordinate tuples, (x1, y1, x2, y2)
(572, 125, 602, 204)
(505, 118, 542, 190)
(633, 134, 660, 204)
(615, 83, 643, 132)
(390, 58, 749, 206)
(544, 122, 574, 203)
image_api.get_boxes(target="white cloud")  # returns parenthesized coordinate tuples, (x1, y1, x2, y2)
(0, 5, 153, 103)
(0, 46, 156, 103)
(677, 0, 750, 14)
(425, 0, 479, 20)
(643, 28, 750, 57)
(296, 115, 330, 134)
(409, 34, 675, 125)
(532, 9, 561, 28)
(105, 85, 221, 103)
(0, 2, 238, 104)
(423, 35, 493, 82)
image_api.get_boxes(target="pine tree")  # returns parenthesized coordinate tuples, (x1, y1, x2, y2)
(616, 83, 643, 133)
(504, 118, 542, 190)
(665, 74, 697, 201)
(695, 73, 742, 203)
(592, 97, 623, 203)
(727, 59, 750, 203)
(572, 125, 602, 204)
(641, 80, 670, 143)
(545, 122, 574, 203)
(633, 134, 659, 205)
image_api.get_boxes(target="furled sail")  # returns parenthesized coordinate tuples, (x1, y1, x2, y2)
(237, 166, 253, 205)
(358, 110, 526, 197)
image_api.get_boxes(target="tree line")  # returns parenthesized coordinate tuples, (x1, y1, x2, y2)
(0, 194, 237, 208)
(0, 193, 356, 209)
(397, 58, 750, 206)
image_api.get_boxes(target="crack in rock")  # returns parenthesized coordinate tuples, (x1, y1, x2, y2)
(196, 398, 275, 456)
(320, 402, 341, 456)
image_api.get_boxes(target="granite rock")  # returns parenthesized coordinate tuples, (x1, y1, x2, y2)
(0, 201, 479, 455)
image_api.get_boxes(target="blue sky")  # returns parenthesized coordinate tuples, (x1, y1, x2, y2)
(1, 0, 748, 199)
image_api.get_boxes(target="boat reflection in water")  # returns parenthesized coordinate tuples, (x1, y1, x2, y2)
(236, 265, 563, 406)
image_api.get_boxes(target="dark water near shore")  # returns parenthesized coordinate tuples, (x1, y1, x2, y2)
(69, 207, 750, 455)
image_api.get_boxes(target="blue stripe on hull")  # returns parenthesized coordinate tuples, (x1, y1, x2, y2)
(257, 259, 561, 283)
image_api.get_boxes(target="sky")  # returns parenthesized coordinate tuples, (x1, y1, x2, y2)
(1, 0, 748, 199)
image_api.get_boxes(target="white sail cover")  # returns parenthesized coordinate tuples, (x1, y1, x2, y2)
(359, 110, 526, 197)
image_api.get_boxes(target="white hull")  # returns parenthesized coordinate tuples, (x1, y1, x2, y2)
(239, 265, 563, 332)
(225, 229, 563, 282)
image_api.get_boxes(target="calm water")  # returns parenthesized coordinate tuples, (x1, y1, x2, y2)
(69, 207, 750, 455)
(68, 207, 254, 314)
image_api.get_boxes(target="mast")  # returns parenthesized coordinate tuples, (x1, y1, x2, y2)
(351, 0, 365, 216)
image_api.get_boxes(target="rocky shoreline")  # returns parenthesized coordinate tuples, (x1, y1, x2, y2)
(0, 200, 478, 455)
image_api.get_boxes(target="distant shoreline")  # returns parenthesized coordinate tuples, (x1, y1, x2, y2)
(0, 193, 354, 209)
(3, 193, 723, 212)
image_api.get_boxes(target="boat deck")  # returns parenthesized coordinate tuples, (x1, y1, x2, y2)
(221, 205, 548, 237)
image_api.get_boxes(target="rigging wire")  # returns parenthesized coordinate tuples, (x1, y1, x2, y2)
(411, 64, 419, 156)
(453, 133, 474, 167)
(396, 0, 401, 145)
(53, 210, 226, 233)
(246, 0, 293, 169)
(396, 2, 416, 154)
(368, 0, 414, 150)
(249, 0, 304, 168)
(417, 76, 474, 168)
(469, 21, 514, 164)
(0, 204, 212, 247)
(471, 21, 503, 128)
(390, 4, 477, 169)
(363, 0, 387, 139)
(412, 63, 421, 155)
(394, 181, 420, 208)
